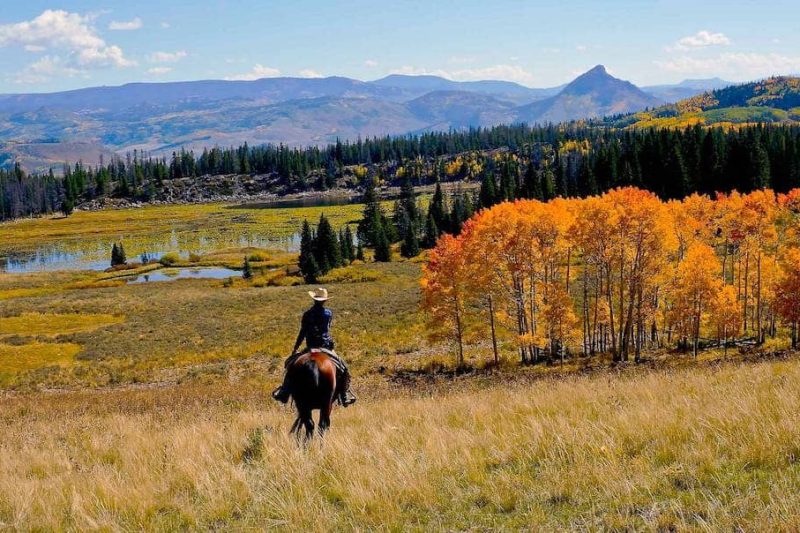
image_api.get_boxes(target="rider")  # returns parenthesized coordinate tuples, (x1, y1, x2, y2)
(272, 287, 357, 406)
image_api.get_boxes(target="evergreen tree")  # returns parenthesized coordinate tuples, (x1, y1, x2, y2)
(110, 243, 119, 267)
(298, 220, 320, 282)
(479, 171, 497, 209)
(357, 177, 389, 246)
(356, 242, 365, 262)
(61, 198, 74, 216)
(400, 223, 420, 258)
(314, 213, 342, 271)
(422, 210, 440, 249)
(429, 181, 447, 229)
(242, 256, 254, 279)
(373, 224, 392, 262)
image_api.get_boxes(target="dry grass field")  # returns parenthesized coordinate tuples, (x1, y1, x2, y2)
(2, 202, 800, 530)
(1, 358, 800, 530)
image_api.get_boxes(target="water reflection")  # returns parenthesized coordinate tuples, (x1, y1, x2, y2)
(2, 232, 302, 273)
(126, 267, 241, 284)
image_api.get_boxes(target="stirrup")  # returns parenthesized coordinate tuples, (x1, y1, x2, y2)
(340, 391, 357, 407)
(272, 386, 290, 404)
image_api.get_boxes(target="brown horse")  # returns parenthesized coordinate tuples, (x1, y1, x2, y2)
(285, 349, 338, 440)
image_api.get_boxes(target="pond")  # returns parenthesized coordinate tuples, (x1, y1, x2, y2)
(125, 267, 241, 283)
(0, 231, 301, 274)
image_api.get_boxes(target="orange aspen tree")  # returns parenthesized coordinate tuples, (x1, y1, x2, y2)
(421, 234, 469, 366)
(775, 248, 800, 349)
(669, 242, 723, 357)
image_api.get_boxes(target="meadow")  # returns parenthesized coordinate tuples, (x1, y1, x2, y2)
(2, 200, 800, 529)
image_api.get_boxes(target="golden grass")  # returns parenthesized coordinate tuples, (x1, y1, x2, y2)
(0, 200, 381, 264)
(1, 358, 799, 529)
(0, 342, 80, 377)
(0, 313, 124, 338)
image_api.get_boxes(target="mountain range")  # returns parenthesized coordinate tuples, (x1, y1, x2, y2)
(0, 65, 732, 171)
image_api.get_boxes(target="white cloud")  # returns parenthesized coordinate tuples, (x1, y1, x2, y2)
(670, 30, 730, 51)
(108, 17, 142, 31)
(448, 55, 478, 65)
(14, 55, 81, 84)
(147, 66, 172, 75)
(149, 50, 187, 63)
(160, 21, 170, 29)
(298, 68, 322, 78)
(390, 64, 536, 85)
(364, 59, 378, 68)
(656, 52, 800, 80)
(575, 45, 588, 53)
(224, 63, 281, 81)
(0, 9, 135, 82)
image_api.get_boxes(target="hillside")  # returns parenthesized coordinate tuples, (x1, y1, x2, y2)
(515, 65, 663, 124)
(0, 67, 721, 172)
(606, 76, 800, 128)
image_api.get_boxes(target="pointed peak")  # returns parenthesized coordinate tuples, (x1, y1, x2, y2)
(587, 64, 607, 75)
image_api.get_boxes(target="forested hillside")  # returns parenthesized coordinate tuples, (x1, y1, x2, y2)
(3, 122, 800, 221)
(606, 76, 800, 129)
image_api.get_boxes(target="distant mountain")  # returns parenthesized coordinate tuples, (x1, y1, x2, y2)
(643, 77, 734, 103)
(602, 76, 800, 128)
(407, 90, 516, 129)
(0, 76, 410, 114)
(0, 66, 764, 172)
(373, 74, 561, 104)
(514, 65, 663, 124)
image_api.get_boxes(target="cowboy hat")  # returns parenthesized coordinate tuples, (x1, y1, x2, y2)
(308, 287, 330, 301)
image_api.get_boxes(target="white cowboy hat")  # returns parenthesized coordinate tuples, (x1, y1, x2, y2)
(308, 287, 330, 301)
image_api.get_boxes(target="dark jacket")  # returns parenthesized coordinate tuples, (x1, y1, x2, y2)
(293, 303, 334, 352)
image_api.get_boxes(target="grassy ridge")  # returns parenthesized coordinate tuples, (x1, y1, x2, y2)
(1, 358, 800, 529)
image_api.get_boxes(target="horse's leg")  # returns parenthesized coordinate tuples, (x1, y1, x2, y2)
(303, 413, 315, 441)
(318, 401, 333, 436)
(289, 416, 301, 436)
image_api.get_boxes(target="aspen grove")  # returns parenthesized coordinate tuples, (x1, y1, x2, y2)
(422, 187, 800, 364)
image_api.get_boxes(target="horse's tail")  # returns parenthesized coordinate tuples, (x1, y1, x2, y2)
(287, 357, 320, 404)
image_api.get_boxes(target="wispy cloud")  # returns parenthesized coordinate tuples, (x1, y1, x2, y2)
(149, 50, 187, 63)
(298, 69, 322, 78)
(669, 30, 731, 51)
(364, 59, 378, 68)
(146, 66, 172, 75)
(390, 64, 535, 85)
(656, 52, 800, 79)
(224, 63, 281, 81)
(108, 17, 142, 31)
(0, 9, 135, 83)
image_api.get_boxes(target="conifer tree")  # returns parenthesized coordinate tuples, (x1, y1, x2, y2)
(242, 256, 253, 279)
(479, 172, 497, 209)
(299, 220, 320, 282)
(344, 225, 356, 263)
(373, 224, 392, 262)
(356, 242, 365, 262)
(401, 223, 420, 258)
(422, 211, 440, 249)
(315, 213, 342, 270)
(429, 181, 447, 229)
(110, 243, 119, 267)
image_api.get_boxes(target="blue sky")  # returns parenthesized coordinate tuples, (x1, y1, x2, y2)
(1, 0, 798, 93)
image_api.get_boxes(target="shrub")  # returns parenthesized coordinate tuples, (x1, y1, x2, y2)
(319, 265, 382, 284)
(159, 252, 180, 266)
(188, 252, 202, 263)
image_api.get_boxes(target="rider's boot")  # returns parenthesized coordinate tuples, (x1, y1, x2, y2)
(338, 370, 357, 407)
(272, 382, 290, 404)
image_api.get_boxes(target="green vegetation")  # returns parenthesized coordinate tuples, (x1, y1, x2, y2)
(604, 76, 800, 129)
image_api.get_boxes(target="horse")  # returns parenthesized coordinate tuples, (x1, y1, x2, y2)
(285, 349, 338, 441)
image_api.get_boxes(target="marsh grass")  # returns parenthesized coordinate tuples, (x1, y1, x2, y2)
(1, 359, 800, 529)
